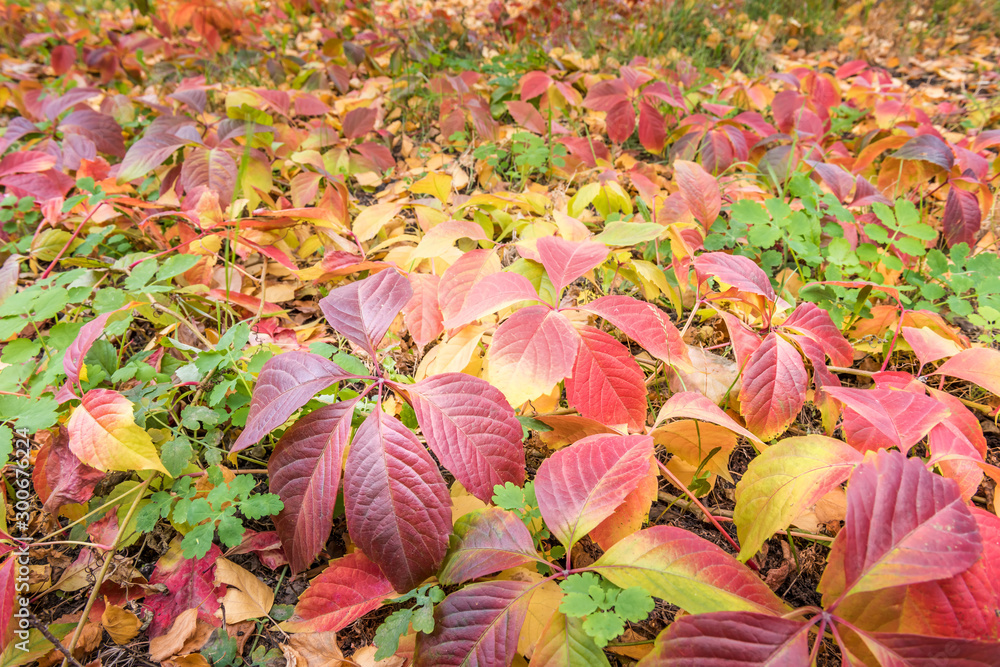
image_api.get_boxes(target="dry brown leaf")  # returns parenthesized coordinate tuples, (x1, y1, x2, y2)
(349, 645, 406, 667)
(150, 608, 199, 661)
(101, 600, 141, 644)
(281, 631, 344, 667)
(214, 558, 275, 624)
(162, 655, 211, 667)
(668, 345, 740, 404)
(226, 620, 257, 655)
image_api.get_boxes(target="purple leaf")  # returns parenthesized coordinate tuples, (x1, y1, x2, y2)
(344, 404, 451, 593)
(438, 507, 541, 584)
(942, 186, 982, 248)
(319, 268, 412, 360)
(394, 373, 525, 502)
(269, 400, 357, 574)
(890, 134, 955, 171)
(59, 109, 125, 157)
(415, 580, 532, 667)
(117, 134, 188, 183)
(232, 352, 353, 452)
(693, 252, 777, 302)
(180, 146, 238, 205)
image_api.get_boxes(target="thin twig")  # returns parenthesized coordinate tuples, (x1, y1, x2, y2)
(27, 612, 84, 667)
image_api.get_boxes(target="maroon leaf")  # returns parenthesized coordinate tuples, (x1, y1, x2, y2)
(942, 186, 982, 248)
(847, 629, 1000, 666)
(890, 134, 955, 171)
(282, 552, 395, 633)
(565, 325, 647, 430)
(579, 295, 688, 366)
(394, 373, 524, 502)
(319, 268, 412, 360)
(638, 100, 667, 153)
(536, 236, 609, 294)
(823, 386, 950, 453)
(820, 450, 981, 605)
(344, 404, 452, 593)
(534, 434, 654, 549)
(779, 302, 854, 367)
(59, 109, 125, 157)
(738, 333, 809, 441)
(693, 252, 776, 302)
(342, 107, 377, 139)
(145, 542, 225, 637)
(268, 400, 357, 574)
(33, 426, 104, 514)
(438, 507, 541, 584)
(231, 352, 353, 453)
(640, 612, 812, 666)
(415, 580, 533, 667)
(116, 133, 188, 183)
(180, 147, 238, 206)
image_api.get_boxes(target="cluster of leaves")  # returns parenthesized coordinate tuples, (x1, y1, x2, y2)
(0, 0, 999, 666)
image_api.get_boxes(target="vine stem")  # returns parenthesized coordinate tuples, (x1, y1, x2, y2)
(654, 458, 759, 571)
(39, 200, 110, 281)
(60, 475, 153, 667)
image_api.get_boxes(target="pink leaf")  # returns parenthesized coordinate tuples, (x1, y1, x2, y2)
(519, 71, 553, 101)
(342, 107, 377, 139)
(145, 543, 225, 637)
(403, 273, 444, 348)
(849, 629, 999, 666)
(282, 552, 395, 633)
(901, 326, 963, 367)
(779, 302, 854, 367)
(344, 405, 451, 593)
(694, 252, 776, 302)
(637, 100, 666, 153)
(180, 147, 238, 207)
(578, 295, 688, 367)
(232, 352, 353, 452)
(927, 388, 986, 501)
(738, 333, 809, 441)
(536, 236, 609, 294)
(33, 426, 104, 514)
(0, 150, 56, 178)
(820, 450, 981, 602)
(0, 556, 16, 652)
(60, 303, 134, 399)
(319, 268, 412, 360)
(534, 434, 654, 549)
(933, 347, 1000, 397)
(488, 305, 580, 407)
(438, 507, 541, 584)
(643, 611, 812, 665)
(268, 400, 357, 574)
(394, 373, 525, 503)
(715, 311, 763, 368)
(589, 459, 658, 551)
(441, 271, 541, 330)
(565, 326, 647, 430)
(823, 386, 950, 453)
(59, 109, 125, 157)
(117, 134, 188, 183)
(674, 160, 722, 227)
(438, 249, 502, 329)
(415, 580, 532, 667)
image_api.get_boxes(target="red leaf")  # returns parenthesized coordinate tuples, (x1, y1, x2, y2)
(820, 450, 981, 603)
(60, 303, 134, 399)
(395, 373, 525, 503)
(438, 507, 541, 584)
(823, 386, 950, 453)
(901, 326, 962, 367)
(519, 71, 553, 101)
(605, 98, 636, 144)
(643, 611, 812, 665)
(578, 295, 688, 367)
(0, 150, 56, 177)
(344, 405, 451, 593)
(319, 268, 412, 360)
(145, 541, 225, 637)
(933, 348, 1000, 397)
(536, 236, 609, 294)
(342, 107, 376, 139)
(738, 333, 808, 441)
(848, 630, 1000, 666)
(927, 388, 987, 500)
(403, 273, 444, 348)
(715, 311, 763, 368)
(506, 100, 547, 134)
(779, 302, 854, 367)
(534, 434, 654, 549)
(694, 252, 776, 302)
(638, 100, 666, 153)
(415, 580, 532, 667)
(565, 326, 647, 430)
(438, 249, 502, 329)
(268, 400, 357, 574)
(60, 109, 125, 157)
(488, 305, 580, 407)
(441, 271, 541, 330)
(891, 134, 955, 171)
(674, 160, 722, 227)
(180, 147, 238, 207)
(0, 556, 15, 652)
(942, 186, 982, 248)
(51, 44, 76, 75)
(583, 79, 629, 112)
(33, 426, 104, 514)
(282, 552, 395, 633)
(232, 352, 353, 453)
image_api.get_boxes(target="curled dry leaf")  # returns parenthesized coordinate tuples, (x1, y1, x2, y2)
(214, 558, 275, 624)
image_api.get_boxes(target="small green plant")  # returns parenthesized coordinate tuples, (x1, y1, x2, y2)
(373, 584, 446, 660)
(559, 572, 655, 647)
(474, 131, 567, 188)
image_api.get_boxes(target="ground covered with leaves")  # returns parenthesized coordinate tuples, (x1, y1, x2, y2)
(2, 0, 1000, 665)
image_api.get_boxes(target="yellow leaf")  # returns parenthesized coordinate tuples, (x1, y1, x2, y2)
(214, 558, 275, 624)
(496, 568, 563, 658)
(409, 172, 453, 204)
(281, 631, 345, 667)
(67, 389, 167, 474)
(353, 202, 403, 242)
(652, 420, 737, 483)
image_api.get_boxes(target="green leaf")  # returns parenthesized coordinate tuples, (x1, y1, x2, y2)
(374, 608, 414, 660)
(560, 592, 599, 618)
(615, 587, 654, 622)
(582, 611, 624, 647)
(240, 493, 283, 519)
(492, 482, 526, 511)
